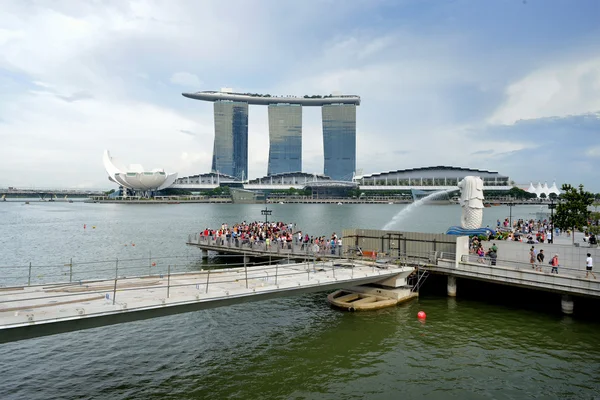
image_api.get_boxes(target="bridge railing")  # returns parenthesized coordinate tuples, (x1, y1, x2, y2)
(460, 254, 588, 278)
(0, 254, 275, 288)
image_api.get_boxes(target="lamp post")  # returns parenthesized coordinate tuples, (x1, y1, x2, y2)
(548, 198, 556, 243)
(261, 207, 272, 224)
(508, 195, 514, 227)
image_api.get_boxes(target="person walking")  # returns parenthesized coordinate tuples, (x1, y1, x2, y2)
(476, 246, 486, 264)
(536, 249, 545, 272)
(487, 247, 497, 266)
(586, 253, 596, 279)
(529, 246, 536, 269)
(550, 254, 559, 274)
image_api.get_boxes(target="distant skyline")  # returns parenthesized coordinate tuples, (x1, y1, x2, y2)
(0, 1, 599, 190)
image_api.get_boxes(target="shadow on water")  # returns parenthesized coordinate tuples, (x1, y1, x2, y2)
(421, 273, 600, 321)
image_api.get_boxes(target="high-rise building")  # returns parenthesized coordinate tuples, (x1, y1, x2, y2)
(212, 101, 248, 180)
(183, 90, 360, 181)
(267, 103, 302, 175)
(322, 104, 356, 181)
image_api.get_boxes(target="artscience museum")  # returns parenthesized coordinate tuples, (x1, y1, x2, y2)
(103, 150, 178, 196)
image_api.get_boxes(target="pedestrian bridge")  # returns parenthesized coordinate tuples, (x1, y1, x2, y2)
(0, 259, 413, 344)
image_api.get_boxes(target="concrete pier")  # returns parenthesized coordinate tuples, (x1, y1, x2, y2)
(447, 276, 457, 297)
(340, 229, 600, 315)
(0, 260, 412, 344)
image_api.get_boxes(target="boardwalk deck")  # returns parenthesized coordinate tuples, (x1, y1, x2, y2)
(0, 260, 412, 344)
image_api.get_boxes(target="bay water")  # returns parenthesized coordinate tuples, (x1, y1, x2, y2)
(1, 201, 599, 399)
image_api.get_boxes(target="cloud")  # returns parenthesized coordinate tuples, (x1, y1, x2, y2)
(55, 91, 94, 103)
(179, 129, 196, 136)
(170, 72, 202, 87)
(470, 149, 494, 156)
(0, 0, 600, 191)
(475, 114, 600, 188)
(489, 57, 600, 125)
(586, 146, 600, 158)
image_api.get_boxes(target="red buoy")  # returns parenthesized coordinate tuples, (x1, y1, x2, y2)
(417, 311, 426, 319)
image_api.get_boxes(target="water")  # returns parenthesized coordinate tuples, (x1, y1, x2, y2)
(1, 201, 600, 399)
(382, 189, 455, 230)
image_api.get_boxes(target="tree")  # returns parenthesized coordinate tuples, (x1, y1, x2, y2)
(540, 193, 547, 199)
(589, 212, 600, 236)
(507, 186, 536, 199)
(553, 184, 594, 244)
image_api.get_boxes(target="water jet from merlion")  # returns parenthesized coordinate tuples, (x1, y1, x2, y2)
(382, 189, 455, 230)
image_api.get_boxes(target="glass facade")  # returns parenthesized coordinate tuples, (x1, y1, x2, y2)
(322, 104, 356, 181)
(212, 101, 249, 180)
(267, 104, 302, 175)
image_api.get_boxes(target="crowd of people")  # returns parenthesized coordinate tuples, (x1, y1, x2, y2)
(198, 221, 343, 254)
(494, 217, 597, 245)
(494, 218, 556, 243)
(468, 217, 598, 277)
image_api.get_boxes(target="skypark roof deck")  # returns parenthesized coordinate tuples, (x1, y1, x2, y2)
(182, 91, 361, 106)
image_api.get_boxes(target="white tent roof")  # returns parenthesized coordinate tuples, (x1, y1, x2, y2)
(534, 182, 543, 197)
(548, 182, 561, 195)
(541, 182, 550, 197)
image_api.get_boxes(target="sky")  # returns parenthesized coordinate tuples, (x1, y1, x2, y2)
(1, 0, 599, 190)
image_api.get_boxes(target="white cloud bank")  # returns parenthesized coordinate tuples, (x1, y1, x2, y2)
(489, 57, 600, 125)
(0, 1, 599, 189)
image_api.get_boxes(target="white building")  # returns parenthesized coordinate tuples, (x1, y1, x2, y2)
(103, 150, 177, 194)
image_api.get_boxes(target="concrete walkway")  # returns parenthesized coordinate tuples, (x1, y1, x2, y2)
(0, 260, 411, 344)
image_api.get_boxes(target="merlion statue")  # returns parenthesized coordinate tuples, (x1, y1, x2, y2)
(457, 176, 484, 229)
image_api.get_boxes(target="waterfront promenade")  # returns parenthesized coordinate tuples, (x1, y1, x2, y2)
(193, 228, 600, 314)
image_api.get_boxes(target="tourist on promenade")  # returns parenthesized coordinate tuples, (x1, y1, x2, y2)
(536, 249, 545, 272)
(529, 246, 536, 269)
(477, 246, 485, 263)
(547, 230, 552, 243)
(589, 234, 597, 246)
(486, 247, 497, 266)
(586, 253, 596, 279)
(550, 254, 559, 274)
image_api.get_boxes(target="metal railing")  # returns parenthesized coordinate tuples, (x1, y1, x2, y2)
(0, 254, 271, 288)
(460, 254, 590, 278)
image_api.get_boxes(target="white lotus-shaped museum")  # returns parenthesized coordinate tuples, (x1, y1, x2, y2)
(103, 150, 177, 191)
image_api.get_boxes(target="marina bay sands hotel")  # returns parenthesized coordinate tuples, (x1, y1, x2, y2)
(182, 89, 360, 181)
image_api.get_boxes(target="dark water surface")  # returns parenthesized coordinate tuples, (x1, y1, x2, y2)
(1, 202, 600, 399)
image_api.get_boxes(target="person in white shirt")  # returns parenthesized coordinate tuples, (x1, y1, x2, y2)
(586, 253, 596, 279)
